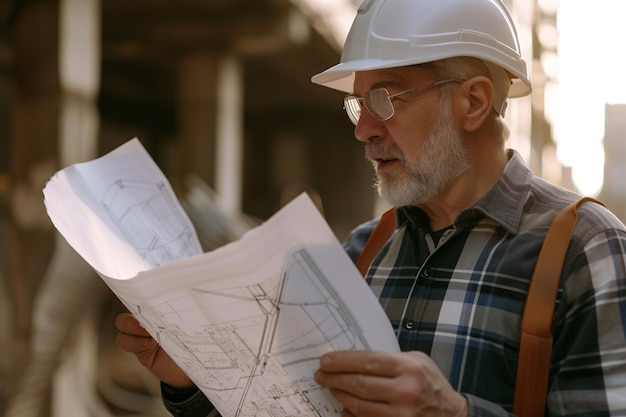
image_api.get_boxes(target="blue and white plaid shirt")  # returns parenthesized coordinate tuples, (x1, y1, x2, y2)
(344, 150, 626, 416)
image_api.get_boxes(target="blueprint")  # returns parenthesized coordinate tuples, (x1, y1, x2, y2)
(43, 138, 400, 417)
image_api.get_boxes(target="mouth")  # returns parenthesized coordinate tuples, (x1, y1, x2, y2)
(365, 143, 402, 172)
(374, 157, 400, 171)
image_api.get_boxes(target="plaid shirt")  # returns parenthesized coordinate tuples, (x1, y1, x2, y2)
(343, 150, 626, 416)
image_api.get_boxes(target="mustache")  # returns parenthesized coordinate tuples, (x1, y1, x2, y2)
(364, 141, 404, 162)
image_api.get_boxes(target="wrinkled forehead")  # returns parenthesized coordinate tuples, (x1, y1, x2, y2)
(353, 66, 435, 94)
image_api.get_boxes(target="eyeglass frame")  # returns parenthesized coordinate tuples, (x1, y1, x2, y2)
(343, 77, 465, 126)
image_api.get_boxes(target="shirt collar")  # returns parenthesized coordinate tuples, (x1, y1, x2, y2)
(462, 149, 532, 234)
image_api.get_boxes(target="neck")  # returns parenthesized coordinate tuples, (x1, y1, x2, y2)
(418, 146, 508, 231)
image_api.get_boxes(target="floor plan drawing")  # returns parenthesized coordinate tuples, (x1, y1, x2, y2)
(122, 245, 371, 417)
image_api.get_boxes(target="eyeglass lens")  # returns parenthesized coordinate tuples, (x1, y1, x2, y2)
(344, 89, 394, 126)
(367, 89, 394, 120)
(343, 96, 362, 125)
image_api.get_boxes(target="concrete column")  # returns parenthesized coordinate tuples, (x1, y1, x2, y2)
(505, 0, 533, 164)
(177, 55, 244, 214)
(8, 0, 60, 387)
(177, 54, 218, 188)
(215, 56, 244, 214)
(600, 104, 626, 222)
(58, 0, 100, 166)
(6, 0, 102, 416)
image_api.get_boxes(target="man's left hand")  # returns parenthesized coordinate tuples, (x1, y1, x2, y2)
(314, 350, 469, 417)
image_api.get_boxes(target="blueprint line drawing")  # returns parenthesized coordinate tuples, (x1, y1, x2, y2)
(101, 178, 201, 266)
(120, 246, 375, 417)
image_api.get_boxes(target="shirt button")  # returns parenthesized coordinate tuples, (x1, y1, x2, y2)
(405, 320, 415, 330)
(422, 268, 430, 277)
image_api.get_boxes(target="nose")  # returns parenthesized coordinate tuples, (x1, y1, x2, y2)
(354, 109, 385, 143)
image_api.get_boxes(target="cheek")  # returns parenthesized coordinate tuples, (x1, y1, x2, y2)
(390, 104, 438, 140)
(384, 96, 441, 155)
(386, 122, 431, 157)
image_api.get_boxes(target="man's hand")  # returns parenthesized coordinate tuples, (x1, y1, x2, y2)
(115, 312, 193, 389)
(314, 350, 468, 417)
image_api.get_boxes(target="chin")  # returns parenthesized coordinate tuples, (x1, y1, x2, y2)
(377, 179, 434, 207)
(378, 186, 418, 207)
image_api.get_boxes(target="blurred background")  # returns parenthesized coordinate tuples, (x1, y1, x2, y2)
(0, 0, 624, 416)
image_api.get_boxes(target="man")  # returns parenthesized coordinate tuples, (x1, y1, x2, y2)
(116, 0, 626, 415)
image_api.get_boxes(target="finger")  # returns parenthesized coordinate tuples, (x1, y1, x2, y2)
(320, 350, 403, 377)
(115, 330, 157, 354)
(115, 312, 150, 337)
(330, 388, 389, 417)
(316, 369, 402, 403)
(340, 407, 356, 417)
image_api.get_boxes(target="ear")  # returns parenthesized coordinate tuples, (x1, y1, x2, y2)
(457, 76, 495, 133)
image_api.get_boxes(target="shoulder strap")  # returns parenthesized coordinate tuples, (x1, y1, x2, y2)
(512, 196, 603, 417)
(356, 197, 604, 417)
(355, 208, 396, 276)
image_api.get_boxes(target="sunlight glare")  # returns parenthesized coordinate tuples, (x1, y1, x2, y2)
(553, 0, 626, 195)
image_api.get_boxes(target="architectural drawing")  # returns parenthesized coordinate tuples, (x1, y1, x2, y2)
(44, 141, 398, 417)
(101, 178, 201, 266)
(123, 246, 371, 417)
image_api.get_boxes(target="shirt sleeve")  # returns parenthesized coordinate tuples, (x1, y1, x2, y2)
(547, 227, 626, 414)
(161, 383, 218, 417)
(342, 217, 379, 263)
(465, 394, 515, 417)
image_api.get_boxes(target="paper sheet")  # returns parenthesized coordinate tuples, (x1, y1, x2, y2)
(43, 138, 400, 417)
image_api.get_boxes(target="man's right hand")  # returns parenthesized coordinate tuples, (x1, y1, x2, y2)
(115, 312, 193, 389)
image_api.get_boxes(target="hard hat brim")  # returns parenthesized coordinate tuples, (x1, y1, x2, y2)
(312, 58, 531, 98)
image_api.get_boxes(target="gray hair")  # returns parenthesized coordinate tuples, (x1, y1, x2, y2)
(417, 57, 512, 142)
(422, 57, 512, 117)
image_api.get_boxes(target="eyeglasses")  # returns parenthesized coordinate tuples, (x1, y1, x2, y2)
(343, 78, 464, 125)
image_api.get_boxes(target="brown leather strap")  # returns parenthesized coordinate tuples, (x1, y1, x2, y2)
(355, 208, 396, 276)
(513, 197, 603, 417)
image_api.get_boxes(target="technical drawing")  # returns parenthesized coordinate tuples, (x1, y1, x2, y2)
(101, 178, 201, 266)
(45, 140, 394, 415)
(123, 246, 371, 417)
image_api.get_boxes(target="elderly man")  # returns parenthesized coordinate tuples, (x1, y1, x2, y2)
(116, 0, 626, 415)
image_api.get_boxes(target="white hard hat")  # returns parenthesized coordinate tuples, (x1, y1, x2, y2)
(312, 0, 532, 112)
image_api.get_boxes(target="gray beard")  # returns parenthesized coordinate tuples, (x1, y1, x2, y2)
(371, 104, 469, 207)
